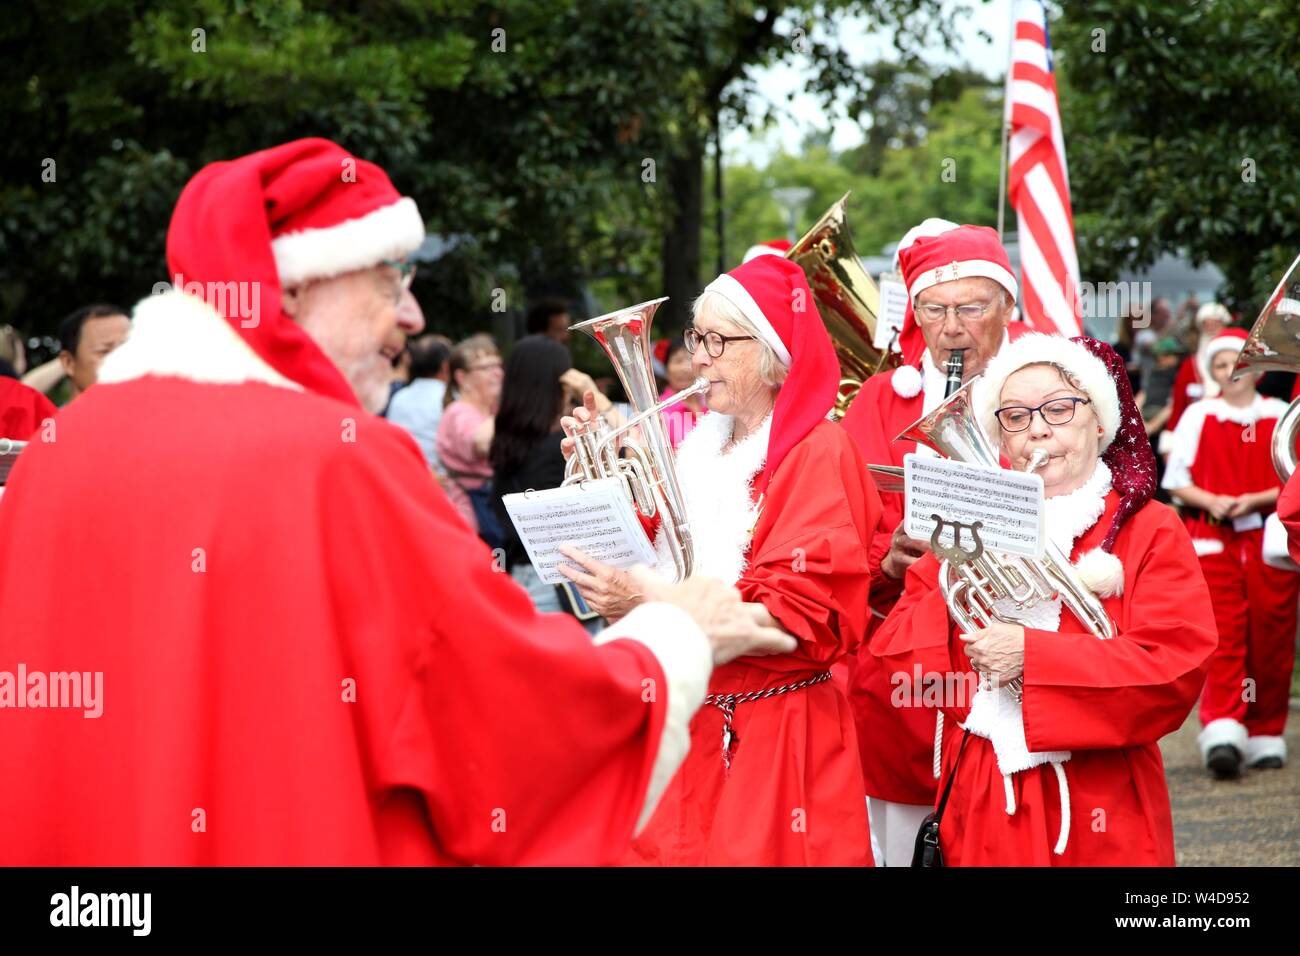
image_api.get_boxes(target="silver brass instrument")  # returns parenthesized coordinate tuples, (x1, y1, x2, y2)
(564, 297, 707, 582)
(1233, 251, 1300, 481)
(786, 192, 898, 420)
(897, 380, 1115, 677)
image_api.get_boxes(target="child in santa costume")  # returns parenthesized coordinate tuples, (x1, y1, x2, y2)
(872, 334, 1216, 865)
(839, 221, 1030, 865)
(561, 255, 881, 865)
(1163, 326, 1300, 777)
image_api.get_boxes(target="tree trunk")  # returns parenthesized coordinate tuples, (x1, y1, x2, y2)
(659, 134, 704, 333)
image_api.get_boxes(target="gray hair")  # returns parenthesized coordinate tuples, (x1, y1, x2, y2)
(691, 290, 788, 387)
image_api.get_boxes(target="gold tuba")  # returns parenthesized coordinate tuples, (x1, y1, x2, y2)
(1233, 251, 1300, 481)
(897, 380, 1115, 688)
(564, 297, 707, 582)
(786, 192, 899, 419)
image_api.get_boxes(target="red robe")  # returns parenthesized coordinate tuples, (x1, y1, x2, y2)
(871, 494, 1216, 865)
(1280, 469, 1300, 564)
(629, 418, 879, 865)
(0, 376, 57, 441)
(0, 292, 710, 866)
(1163, 396, 1299, 742)
(1165, 353, 1207, 435)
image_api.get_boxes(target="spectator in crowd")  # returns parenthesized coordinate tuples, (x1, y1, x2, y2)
(1112, 304, 1142, 396)
(387, 332, 453, 472)
(526, 297, 572, 344)
(0, 325, 26, 377)
(490, 335, 614, 628)
(1134, 297, 1173, 399)
(437, 333, 505, 548)
(1165, 302, 1230, 443)
(58, 304, 131, 401)
(658, 336, 706, 448)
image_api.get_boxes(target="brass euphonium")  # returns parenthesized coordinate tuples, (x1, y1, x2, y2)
(1233, 251, 1300, 481)
(897, 380, 1115, 678)
(786, 191, 899, 420)
(563, 297, 707, 583)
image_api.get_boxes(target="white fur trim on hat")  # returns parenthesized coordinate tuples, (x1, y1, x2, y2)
(272, 197, 425, 286)
(742, 243, 784, 263)
(891, 363, 923, 398)
(907, 260, 1018, 304)
(1204, 333, 1246, 364)
(973, 333, 1120, 452)
(702, 273, 792, 366)
(1196, 302, 1231, 325)
(893, 218, 959, 270)
(1073, 547, 1124, 597)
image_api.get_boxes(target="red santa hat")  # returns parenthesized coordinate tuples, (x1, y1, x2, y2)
(891, 224, 1018, 399)
(700, 256, 838, 497)
(166, 137, 425, 406)
(972, 333, 1155, 597)
(741, 239, 794, 264)
(1203, 325, 1249, 363)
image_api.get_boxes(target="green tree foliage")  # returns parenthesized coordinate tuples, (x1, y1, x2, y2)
(1054, 0, 1300, 308)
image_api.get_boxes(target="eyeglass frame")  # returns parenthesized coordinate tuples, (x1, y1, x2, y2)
(994, 396, 1092, 433)
(382, 258, 418, 293)
(684, 326, 756, 358)
(914, 299, 999, 324)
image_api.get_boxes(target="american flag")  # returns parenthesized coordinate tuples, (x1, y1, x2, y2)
(1006, 0, 1081, 336)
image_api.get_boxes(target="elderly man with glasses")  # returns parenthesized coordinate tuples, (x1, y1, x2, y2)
(840, 220, 1032, 866)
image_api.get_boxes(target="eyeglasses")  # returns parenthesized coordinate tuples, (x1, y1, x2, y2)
(382, 258, 418, 293)
(995, 397, 1091, 432)
(684, 327, 755, 358)
(467, 359, 503, 373)
(916, 300, 997, 323)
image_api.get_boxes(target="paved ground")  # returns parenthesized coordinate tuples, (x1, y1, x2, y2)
(1162, 700, 1300, 866)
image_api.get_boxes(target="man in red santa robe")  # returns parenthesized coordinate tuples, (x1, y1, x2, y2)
(1163, 326, 1299, 776)
(872, 335, 1216, 865)
(559, 255, 879, 865)
(0, 138, 795, 866)
(839, 221, 1029, 865)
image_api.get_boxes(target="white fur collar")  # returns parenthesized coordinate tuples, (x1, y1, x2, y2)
(99, 291, 302, 391)
(653, 410, 771, 585)
(1199, 394, 1288, 426)
(963, 459, 1112, 778)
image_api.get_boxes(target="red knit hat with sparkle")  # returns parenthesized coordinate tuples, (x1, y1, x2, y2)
(165, 138, 425, 406)
(700, 255, 839, 497)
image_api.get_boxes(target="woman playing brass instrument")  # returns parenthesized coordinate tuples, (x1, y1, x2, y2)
(873, 334, 1217, 865)
(558, 255, 881, 865)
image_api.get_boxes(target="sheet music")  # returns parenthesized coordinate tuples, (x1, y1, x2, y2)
(501, 477, 657, 585)
(903, 453, 1045, 558)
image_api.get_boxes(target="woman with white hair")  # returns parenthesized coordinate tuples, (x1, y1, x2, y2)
(873, 334, 1217, 865)
(1164, 301, 1231, 444)
(559, 255, 880, 865)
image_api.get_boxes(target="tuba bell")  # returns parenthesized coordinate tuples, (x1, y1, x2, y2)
(564, 297, 707, 583)
(1233, 251, 1300, 481)
(897, 380, 1115, 687)
(786, 192, 899, 420)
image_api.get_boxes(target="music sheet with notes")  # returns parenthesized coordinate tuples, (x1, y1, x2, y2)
(903, 453, 1045, 559)
(501, 477, 658, 584)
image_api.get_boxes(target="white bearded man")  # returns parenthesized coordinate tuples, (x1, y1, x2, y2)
(0, 138, 796, 865)
(840, 221, 1031, 866)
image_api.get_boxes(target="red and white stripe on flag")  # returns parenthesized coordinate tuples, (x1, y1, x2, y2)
(1007, 0, 1081, 336)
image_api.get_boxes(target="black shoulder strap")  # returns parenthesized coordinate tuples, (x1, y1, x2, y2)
(933, 728, 972, 825)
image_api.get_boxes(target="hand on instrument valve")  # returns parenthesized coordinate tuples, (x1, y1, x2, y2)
(559, 390, 601, 462)
(880, 520, 928, 580)
(960, 621, 1025, 688)
(557, 545, 796, 664)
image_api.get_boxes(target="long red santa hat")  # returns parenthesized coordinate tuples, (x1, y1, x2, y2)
(699, 255, 838, 498)
(165, 138, 425, 407)
(892, 223, 1019, 398)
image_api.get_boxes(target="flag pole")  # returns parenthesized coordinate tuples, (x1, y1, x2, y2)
(996, 1, 1014, 240)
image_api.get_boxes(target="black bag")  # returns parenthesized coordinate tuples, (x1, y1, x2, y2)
(912, 729, 971, 868)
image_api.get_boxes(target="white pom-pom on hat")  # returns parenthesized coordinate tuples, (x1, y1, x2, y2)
(1073, 547, 1124, 598)
(892, 363, 923, 399)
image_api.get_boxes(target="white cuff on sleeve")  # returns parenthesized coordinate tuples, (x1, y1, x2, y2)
(596, 602, 712, 832)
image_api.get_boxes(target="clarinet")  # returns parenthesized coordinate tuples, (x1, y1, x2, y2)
(943, 348, 966, 399)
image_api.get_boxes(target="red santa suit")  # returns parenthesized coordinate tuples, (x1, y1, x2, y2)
(839, 221, 1027, 864)
(0, 139, 713, 866)
(873, 334, 1216, 865)
(0, 376, 57, 442)
(1163, 333, 1299, 770)
(1162, 303, 1231, 445)
(628, 255, 880, 866)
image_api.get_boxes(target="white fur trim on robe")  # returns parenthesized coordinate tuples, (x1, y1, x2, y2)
(596, 602, 712, 833)
(99, 290, 303, 391)
(962, 460, 1113, 776)
(651, 410, 771, 585)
